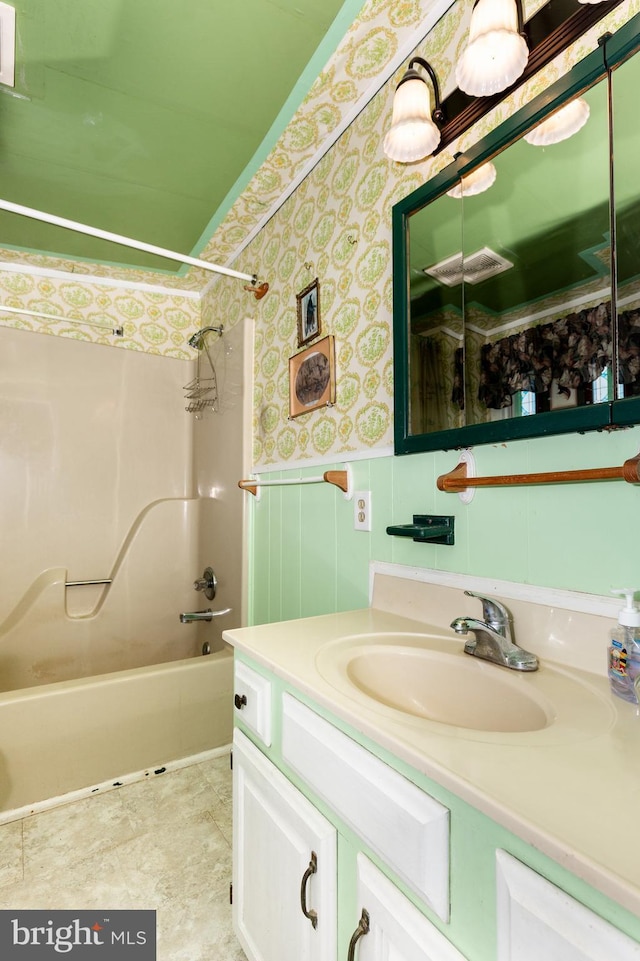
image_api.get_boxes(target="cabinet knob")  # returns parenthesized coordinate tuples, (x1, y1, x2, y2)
(300, 852, 318, 929)
(347, 909, 370, 961)
(234, 693, 247, 710)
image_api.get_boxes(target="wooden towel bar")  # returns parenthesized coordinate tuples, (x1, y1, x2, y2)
(238, 469, 350, 497)
(437, 452, 640, 493)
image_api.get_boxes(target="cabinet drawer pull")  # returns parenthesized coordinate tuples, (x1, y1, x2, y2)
(300, 851, 318, 928)
(347, 909, 370, 961)
(234, 693, 247, 710)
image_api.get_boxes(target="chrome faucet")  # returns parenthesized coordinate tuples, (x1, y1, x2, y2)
(450, 591, 538, 672)
(179, 607, 231, 623)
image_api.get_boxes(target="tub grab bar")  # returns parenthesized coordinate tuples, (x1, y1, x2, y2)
(65, 578, 112, 588)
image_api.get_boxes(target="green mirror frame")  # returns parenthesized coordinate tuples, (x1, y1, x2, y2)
(392, 11, 640, 455)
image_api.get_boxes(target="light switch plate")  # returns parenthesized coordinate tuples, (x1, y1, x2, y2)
(354, 491, 372, 532)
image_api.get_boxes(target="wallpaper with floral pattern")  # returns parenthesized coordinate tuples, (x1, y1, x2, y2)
(0, 0, 636, 439)
(200, 0, 639, 468)
(0, 268, 200, 357)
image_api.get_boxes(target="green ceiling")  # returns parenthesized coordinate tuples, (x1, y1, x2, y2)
(0, 0, 361, 273)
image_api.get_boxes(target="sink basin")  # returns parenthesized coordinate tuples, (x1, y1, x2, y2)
(315, 632, 614, 739)
(346, 646, 549, 732)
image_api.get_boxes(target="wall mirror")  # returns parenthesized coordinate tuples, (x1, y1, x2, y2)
(393, 12, 640, 454)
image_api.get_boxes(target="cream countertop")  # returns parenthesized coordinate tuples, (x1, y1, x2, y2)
(223, 602, 640, 919)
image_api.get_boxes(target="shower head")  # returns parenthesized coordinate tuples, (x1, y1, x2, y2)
(187, 325, 223, 349)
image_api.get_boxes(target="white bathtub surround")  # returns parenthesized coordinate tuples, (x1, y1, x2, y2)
(0, 754, 247, 961)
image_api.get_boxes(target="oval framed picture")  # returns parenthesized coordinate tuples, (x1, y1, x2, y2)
(289, 335, 336, 418)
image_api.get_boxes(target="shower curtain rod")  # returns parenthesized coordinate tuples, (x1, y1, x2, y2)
(0, 302, 124, 335)
(0, 197, 256, 283)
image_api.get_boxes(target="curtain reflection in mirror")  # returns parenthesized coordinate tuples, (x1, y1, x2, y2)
(411, 330, 463, 434)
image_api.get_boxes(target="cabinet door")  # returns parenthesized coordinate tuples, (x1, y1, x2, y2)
(232, 729, 337, 961)
(496, 850, 640, 961)
(282, 693, 450, 921)
(351, 854, 467, 961)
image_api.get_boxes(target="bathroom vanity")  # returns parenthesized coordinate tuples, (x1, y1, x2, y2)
(223, 569, 640, 961)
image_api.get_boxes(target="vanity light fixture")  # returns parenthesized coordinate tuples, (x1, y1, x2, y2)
(523, 97, 590, 145)
(455, 0, 528, 97)
(446, 160, 497, 198)
(383, 57, 444, 163)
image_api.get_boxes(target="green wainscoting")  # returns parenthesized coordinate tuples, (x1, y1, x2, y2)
(249, 425, 640, 626)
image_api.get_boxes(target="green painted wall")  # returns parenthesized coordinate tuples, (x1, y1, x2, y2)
(249, 424, 640, 626)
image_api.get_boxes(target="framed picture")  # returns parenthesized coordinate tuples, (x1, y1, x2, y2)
(289, 335, 336, 419)
(296, 277, 321, 347)
(549, 380, 579, 410)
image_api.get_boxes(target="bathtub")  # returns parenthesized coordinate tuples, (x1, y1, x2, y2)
(0, 648, 233, 819)
(0, 320, 251, 819)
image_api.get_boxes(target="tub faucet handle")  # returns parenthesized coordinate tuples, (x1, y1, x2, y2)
(193, 567, 217, 600)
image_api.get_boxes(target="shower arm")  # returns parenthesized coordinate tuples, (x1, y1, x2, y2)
(187, 325, 224, 350)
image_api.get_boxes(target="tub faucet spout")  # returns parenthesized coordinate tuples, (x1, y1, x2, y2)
(179, 608, 231, 623)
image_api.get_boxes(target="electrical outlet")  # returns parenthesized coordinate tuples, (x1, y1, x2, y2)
(354, 491, 372, 532)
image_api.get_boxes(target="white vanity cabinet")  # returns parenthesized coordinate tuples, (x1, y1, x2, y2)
(281, 693, 451, 923)
(232, 728, 337, 961)
(230, 653, 640, 961)
(354, 854, 467, 961)
(232, 663, 464, 961)
(233, 721, 464, 961)
(233, 659, 272, 746)
(495, 850, 640, 961)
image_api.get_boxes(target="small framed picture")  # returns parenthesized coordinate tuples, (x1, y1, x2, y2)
(289, 335, 336, 419)
(549, 380, 578, 410)
(296, 278, 321, 347)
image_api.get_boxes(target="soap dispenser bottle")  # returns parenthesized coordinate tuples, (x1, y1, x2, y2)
(608, 588, 640, 703)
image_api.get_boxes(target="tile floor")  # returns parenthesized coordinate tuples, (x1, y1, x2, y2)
(0, 754, 247, 961)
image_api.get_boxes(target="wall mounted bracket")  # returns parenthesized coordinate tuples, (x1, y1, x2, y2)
(386, 514, 455, 545)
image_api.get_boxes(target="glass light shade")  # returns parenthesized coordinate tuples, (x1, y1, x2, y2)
(523, 98, 590, 146)
(446, 161, 497, 198)
(383, 76, 441, 162)
(455, 0, 528, 97)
